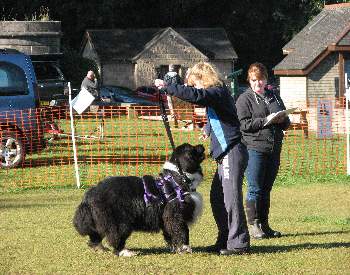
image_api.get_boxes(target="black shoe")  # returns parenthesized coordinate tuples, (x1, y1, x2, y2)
(204, 241, 226, 253)
(204, 245, 220, 253)
(219, 247, 250, 255)
(261, 223, 282, 238)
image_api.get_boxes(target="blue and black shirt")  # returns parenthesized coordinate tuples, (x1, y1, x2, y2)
(166, 84, 242, 161)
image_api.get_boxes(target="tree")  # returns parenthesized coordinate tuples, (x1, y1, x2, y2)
(2, 0, 348, 81)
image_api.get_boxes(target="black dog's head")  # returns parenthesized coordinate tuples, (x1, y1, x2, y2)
(169, 143, 205, 174)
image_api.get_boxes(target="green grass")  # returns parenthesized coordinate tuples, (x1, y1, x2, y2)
(1, 115, 350, 273)
(1, 179, 349, 274)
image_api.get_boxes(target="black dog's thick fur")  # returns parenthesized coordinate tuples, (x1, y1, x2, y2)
(73, 143, 205, 256)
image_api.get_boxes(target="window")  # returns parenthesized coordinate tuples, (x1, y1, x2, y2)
(0, 62, 28, 96)
(33, 62, 62, 81)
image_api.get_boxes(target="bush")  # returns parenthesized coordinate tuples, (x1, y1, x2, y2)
(60, 47, 99, 89)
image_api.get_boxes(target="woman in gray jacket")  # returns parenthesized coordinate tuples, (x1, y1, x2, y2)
(236, 63, 290, 239)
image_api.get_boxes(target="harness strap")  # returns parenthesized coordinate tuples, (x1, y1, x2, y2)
(142, 174, 189, 206)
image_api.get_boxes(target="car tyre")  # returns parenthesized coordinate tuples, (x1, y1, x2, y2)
(0, 131, 26, 168)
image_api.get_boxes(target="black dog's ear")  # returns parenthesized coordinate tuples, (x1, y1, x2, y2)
(195, 144, 205, 155)
(194, 144, 205, 162)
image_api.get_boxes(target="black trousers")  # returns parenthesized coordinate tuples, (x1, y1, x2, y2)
(210, 142, 250, 249)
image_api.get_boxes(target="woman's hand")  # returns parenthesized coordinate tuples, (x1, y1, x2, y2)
(274, 113, 287, 124)
(265, 112, 287, 125)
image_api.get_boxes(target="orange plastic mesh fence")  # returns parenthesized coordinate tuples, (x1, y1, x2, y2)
(0, 97, 348, 190)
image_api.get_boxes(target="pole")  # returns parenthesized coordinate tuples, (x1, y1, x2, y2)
(345, 73, 350, 175)
(68, 82, 81, 187)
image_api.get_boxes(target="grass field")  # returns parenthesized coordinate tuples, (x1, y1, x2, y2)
(1, 178, 349, 274)
(1, 114, 348, 190)
(1, 113, 349, 273)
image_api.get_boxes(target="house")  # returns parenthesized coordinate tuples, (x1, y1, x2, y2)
(273, 3, 350, 110)
(80, 27, 237, 89)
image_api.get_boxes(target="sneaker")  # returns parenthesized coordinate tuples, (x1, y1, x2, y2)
(249, 219, 267, 239)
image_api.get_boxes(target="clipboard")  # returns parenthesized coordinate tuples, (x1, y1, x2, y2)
(264, 107, 298, 127)
(71, 88, 95, 114)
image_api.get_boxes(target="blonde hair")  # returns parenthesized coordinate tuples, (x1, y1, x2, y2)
(187, 62, 223, 88)
(247, 62, 268, 82)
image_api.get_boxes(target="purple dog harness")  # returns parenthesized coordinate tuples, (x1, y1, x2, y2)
(142, 174, 189, 206)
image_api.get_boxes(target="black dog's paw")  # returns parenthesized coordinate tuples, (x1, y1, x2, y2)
(117, 249, 139, 257)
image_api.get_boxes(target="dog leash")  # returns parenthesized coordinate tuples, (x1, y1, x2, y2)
(158, 90, 192, 187)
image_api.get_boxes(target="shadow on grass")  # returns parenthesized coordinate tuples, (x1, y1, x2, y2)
(249, 241, 350, 254)
(282, 230, 350, 237)
(134, 247, 171, 255)
(193, 238, 350, 255)
(121, 239, 350, 255)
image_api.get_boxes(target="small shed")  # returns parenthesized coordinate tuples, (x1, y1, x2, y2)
(80, 27, 237, 89)
(273, 3, 350, 109)
(0, 21, 62, 59)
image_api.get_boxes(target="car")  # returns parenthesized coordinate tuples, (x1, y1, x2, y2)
(0, 48, 46, 168)
(32, 60, 68, 103)
(100, 85, 157, 106)
(135, 86, 167, 103)
(266, 83, 280, 95)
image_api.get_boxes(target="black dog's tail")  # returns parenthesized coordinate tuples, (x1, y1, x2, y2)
(73, 202, 95, 236)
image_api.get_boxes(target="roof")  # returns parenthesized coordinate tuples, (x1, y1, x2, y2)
(83, 27, 237, 62)
(274, 3, 350, 74)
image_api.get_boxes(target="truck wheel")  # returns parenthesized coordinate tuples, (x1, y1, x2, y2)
(0, 131, 26, 168)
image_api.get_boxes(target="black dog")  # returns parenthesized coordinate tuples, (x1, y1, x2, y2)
(73, 143, 205, 256)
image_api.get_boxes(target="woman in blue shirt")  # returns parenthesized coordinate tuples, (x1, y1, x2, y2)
(155, 62, 250, 255)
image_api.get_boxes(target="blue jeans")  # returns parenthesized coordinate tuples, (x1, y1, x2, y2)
(246, 147, 281, 202)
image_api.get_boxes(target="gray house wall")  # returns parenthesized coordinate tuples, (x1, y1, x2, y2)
(99, 58, 233, 89)
(211, 60, 234, 84)
(307, 53, 339, 102)
(102, 62, 134, 87)
(81, 28, 236, 90)
(0, 21, 61, 56)
(339, 31, 350, 45)
(134, 31, 207, 88)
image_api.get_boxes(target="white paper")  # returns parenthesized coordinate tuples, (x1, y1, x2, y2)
(71, 88, 95, 114)
(264, 107, 298, 127)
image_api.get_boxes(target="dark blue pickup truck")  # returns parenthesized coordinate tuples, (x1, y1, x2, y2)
(0, 49, 45, 168)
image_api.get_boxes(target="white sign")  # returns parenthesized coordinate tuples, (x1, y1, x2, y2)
(70, 88, 95, 114)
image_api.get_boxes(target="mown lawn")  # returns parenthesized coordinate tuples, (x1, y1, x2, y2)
(1, 179, 349, 274)
(1, 114, 348, 190)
